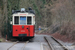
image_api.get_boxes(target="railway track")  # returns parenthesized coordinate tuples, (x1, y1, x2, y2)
(44, 36, 68, 50)
(44, 36, 54, 50)
(7, 41, 19, 50)
(7, 41, 29, 50)
(51, 37, 68, 50)
(21, 41, 29, 50)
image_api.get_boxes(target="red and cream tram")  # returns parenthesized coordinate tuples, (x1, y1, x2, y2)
(11, 8, 35, 38)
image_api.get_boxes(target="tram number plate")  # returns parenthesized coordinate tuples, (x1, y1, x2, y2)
(21, 30, 25, 32)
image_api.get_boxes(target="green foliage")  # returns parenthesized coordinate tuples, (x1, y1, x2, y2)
(40, 0, 46, 9)
(48, 0, 53, 6)
(32, 1, 42, 19)
(42, 0, 46, 4)
(41, 0, 46, 4)
(2, 0, 20, 39)
(7, 0, 20, 22)
(0, 0, 3, 8)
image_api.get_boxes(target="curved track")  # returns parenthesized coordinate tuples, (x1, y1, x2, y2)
(7, 41, 29, 50)
(21, 41, 29, 50)
(7, 41, 19, 50)
(44, 36, 54, 50)
(44, 36, 68, 50)
(51, 37, 68, 50)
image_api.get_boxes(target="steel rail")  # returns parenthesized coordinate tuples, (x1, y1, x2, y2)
(44, 36, 54, 50)
(7, 41, 29, 50)
(22, 41, 29, 50)
(7, 41, 19, 50)
(51, 37, 68, 50)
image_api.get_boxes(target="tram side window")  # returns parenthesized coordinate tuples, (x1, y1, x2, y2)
(14, 16, 19, 24)
(27, 17, 32, 25)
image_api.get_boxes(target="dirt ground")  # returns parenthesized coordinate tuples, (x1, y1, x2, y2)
(36, 31, 75, 43)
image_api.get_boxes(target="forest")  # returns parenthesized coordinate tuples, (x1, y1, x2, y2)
(0, 0, 75, 41)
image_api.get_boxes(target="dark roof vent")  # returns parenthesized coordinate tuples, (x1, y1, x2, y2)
(12, 10, 20, 14)
(28, 7, 32, 10)
(12, 7, 35, 14)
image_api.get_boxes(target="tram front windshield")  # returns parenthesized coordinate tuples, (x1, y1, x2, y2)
(20, 16, 26, 25)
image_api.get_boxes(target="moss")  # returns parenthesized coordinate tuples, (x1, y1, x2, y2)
(0, 39, 3, 42)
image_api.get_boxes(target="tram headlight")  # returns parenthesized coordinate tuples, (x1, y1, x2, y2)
(10, 21, 12, 24)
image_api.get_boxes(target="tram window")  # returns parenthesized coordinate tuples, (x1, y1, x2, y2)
(20, 16, 26, 25)
(27, 17, 32, 25)
(14, 16, 19, 24)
